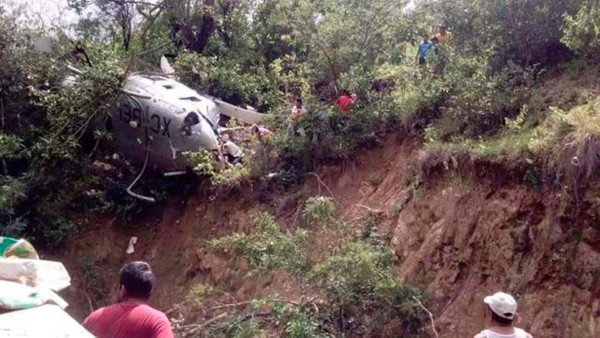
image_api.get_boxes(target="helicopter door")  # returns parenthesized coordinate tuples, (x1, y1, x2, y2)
(110, 95, 152, 166)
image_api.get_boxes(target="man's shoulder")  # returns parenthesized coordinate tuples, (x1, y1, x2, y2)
(135, 303, 169, 319)
(83, 303, 123, 327)
(515, 327, 533, 338)
(87, 303, 119, 317)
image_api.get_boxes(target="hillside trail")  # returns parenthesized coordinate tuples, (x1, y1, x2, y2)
(49, 134, 600, 337)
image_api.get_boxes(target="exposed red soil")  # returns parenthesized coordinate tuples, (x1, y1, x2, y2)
(49, 135, 600, 337)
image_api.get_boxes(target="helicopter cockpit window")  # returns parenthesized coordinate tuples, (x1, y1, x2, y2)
(182, 112, 200, 136)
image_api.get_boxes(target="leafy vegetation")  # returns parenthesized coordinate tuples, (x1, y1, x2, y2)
(3, 0, 600, 334)
(210, 212, 310, 276)
(2, 0, 599, 248)
(80, 255, 111, 309)
(209, 208, 425, 336)
(302, 196, 335, 227)
(562, 2, 600, 58)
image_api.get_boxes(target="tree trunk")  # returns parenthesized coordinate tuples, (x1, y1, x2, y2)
(190, 0, 215, 53)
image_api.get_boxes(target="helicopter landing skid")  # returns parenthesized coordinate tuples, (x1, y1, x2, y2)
(127, 129, 156, 203)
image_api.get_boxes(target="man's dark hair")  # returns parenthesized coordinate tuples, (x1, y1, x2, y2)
(490, 308, 514, 327)
(296, 98, 303, 105)
(119, 261, 155, 300)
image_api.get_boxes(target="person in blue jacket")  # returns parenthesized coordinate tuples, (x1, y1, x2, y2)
(416, 37, 438, 65)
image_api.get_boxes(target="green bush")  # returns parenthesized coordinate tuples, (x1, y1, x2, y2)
(210, 211, 426, 336)
(284, 310, 327, 338)
(210, 212, 310, 276)
(562, 3, 600, 58)
(419, 0, 583, 67)
(181, 150, 215, 176)
(80, 256, 111, 309)
(303, 196, 335, 227)
(0, 18, 126, 248)
(175, 52, 281, 111)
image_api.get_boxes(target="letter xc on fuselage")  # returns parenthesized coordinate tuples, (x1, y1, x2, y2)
(118, 103, 172, 138)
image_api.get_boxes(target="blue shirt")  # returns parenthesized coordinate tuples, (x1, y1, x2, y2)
(418, 41, 434, 59)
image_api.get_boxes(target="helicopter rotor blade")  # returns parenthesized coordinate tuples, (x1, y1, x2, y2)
(160, 55, 175, 75)
(213, 99, 266, 124)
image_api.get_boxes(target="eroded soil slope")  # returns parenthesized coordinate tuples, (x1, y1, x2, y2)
(52, 136, 600, 337)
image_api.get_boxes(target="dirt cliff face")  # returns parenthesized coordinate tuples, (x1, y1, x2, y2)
(52, 136, 600, 337)
(296, 137, 600, 337)
(390, 180, 600, 337)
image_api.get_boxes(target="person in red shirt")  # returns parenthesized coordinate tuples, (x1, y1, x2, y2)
(336, 90, 356, 113)
(83, 261, 174, 338)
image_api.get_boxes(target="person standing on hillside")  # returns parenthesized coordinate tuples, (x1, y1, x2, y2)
(435, 25, 453, 44)
(416, 37, 437, 65)
(291, 98, 307, 121)
(83, 261, 174, 338)
(336, 90, 356, 113)
(433, 25, 452, 74)
(289, 98, 307, 134)
(474, 292, 533, 338)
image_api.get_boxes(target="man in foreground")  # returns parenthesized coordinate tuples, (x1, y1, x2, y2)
(474, 291, 533, 338)
(83, 261, 174, 338)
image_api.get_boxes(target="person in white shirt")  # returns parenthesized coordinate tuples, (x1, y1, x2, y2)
(474, 292, 533, 338)
(220, 134, 243, 164)
(290, 98, 307, 120)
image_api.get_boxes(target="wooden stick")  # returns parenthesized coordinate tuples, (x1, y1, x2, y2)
(209, 298, 305, 311)
(412, 295, 439, 338)
(81, 275, 95, 314)
(209, 300, 252, 310)
(354, 204, 383, 214)
(183, 312, 228, 337)
(308, 172, 338, 203)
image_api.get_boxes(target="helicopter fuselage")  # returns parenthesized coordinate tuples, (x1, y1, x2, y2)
(107, 74, 221, 172)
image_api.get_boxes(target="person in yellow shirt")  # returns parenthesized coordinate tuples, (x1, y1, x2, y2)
(432, 25, 452, 74)
(435, 25, 452, 44)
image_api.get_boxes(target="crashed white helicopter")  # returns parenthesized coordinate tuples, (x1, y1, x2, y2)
(66, 56, 266, 202)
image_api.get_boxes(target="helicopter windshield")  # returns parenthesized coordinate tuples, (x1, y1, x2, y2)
(182, 112, 200, 136)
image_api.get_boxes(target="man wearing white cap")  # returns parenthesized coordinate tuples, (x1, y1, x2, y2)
(474, 292, 533, 338)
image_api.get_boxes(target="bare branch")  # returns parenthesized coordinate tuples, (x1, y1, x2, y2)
(208, 297, 313, 311)
(181, 312, 228, 337)
(354, 204, 383, 214)
(136, 41, 172, 57)
(411, 295, 439, 338)
(307, 172, 339, 204)
(208, 300, 253, 310)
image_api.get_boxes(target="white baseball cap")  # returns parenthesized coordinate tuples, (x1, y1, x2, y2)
(483, 292, 517, 319)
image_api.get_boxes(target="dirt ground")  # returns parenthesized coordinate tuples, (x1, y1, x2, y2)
(48, 135, 600, 337)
